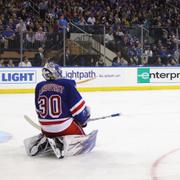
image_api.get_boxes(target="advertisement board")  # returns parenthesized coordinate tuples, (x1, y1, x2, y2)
(0, 67, 180, 93)
(137, 67, 180, 83)
(0, 69, 37, 84)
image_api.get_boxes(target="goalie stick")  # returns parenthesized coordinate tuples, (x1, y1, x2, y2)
(89, 113, 120, 121)
(24, 113, 121, 130)
(24, 115, 41, 130)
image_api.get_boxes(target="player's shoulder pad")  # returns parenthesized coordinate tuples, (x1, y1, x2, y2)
(36, 80, 47, 87)
(58, 79, 76, 87)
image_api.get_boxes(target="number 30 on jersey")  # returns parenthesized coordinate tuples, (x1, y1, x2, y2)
(38, 95, 62, 118)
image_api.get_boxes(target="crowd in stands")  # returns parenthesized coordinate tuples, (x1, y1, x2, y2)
(0, 0, 179, 67)
(0, 57, 32, 67)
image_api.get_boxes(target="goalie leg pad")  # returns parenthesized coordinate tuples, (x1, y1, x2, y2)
(63, 130, 98, 157)
(24, 134, 52, 156)
(24, 130, 98, 158)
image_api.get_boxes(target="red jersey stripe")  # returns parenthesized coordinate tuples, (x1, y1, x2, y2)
(40, 119, 67, 125)
(71, 100, 85, 115)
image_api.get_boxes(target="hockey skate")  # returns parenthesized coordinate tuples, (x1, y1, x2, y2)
(47, 137, 64, 159)
(29, 136, 49, 156)
(24, 134, 52, 156)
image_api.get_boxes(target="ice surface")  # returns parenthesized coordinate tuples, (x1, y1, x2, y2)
(0, 90, 180, 180)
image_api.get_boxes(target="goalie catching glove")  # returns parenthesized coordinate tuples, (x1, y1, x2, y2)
(75, 106, 91, 128)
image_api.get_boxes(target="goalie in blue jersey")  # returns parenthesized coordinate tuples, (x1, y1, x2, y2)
(24, 62, 97, 158)
(36, 62, 90, 137)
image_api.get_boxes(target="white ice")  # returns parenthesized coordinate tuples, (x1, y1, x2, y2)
(1, 90, 180, 180)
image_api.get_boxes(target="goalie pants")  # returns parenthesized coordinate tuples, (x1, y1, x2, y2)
(41, 121, 85, 138)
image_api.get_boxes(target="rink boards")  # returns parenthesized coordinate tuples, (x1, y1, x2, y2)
(1, 67, 180, 93)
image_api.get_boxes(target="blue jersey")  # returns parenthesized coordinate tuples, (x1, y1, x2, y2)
(35, 79, 90, 134)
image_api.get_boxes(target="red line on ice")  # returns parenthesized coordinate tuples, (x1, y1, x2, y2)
(150, 148, 180, 180)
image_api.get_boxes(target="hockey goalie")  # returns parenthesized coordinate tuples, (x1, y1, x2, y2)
(24, 62, 98, 159)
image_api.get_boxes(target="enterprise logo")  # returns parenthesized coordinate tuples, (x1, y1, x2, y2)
(137, 68, 150, 83)
(137, 68, 180, 83)
(0, 70, 37, 84)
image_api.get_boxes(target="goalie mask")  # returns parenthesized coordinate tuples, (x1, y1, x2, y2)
(42, 62, 62, 80)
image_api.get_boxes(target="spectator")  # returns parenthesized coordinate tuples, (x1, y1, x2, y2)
(2, 59, 9, 67)
(35, 27, 46, 48)
(79, 16, 87, 26)
(33, 47, 44, 67)
(0, 32, 5, 49)
(144, 46, 153, 65)
(114, 27, 124, 44)
(134, 42, 143, 65)
(167, 57, 177, 66)
(96, 58, 106, 66)
(14, 18, 27, 49)
(64, 47, 71, 66)
(128, 45, 139, 65)
(38, 0, 48, 19)
(25, 28, 35, 49)
(42, 21, 49, 32)
(153, 56, 162, 66)
(174, 49, 180, 64)
(105, 29, 115, 48)
(16, 19, 27, 33)
(18, 56, 32, 67)
(7, 59, 15, 67)
(72, 12, 80, 25)
(0, 59, 5, 67)
(58, 14, 70, 40)
(172, 36, 180, 45)
(159, 45, 169, 65)
(8, 18, 16, 32)
(18, 9, 28, 21)
(2, 26, 15, 49)
(43, 56, 52, 66)
(58, 14, 69, 33)
(0, 19, 3, 32)
(87, 14, 96, 25)
(112, 51, 128, 66)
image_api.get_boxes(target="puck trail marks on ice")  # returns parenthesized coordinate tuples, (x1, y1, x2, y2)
(0, 131, 12, 143)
